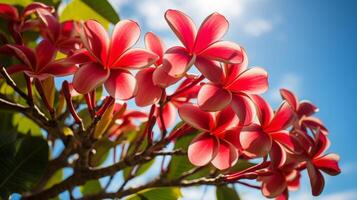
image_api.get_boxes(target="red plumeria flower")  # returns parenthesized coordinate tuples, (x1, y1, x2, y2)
(295, 131, 340, 196)
(72, 19, 158, 99)
(0, 39, 77, 79)
(36, 9, 81, 54)
(280, 88, 328, 135)
(179, 104, 240, 170)
(238, 95, 296, 164)
(160, 9, 243, 82)
(0, 3, 54, 44)
(197, 49, 268, 126)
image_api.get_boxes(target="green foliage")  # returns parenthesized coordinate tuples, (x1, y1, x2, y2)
(90, 137, 114, 167)
(123, 159, 155, 180)
(81, 180, 102, 196)
(44, 169, 63, 189)
(81, 0, 120, 24)
(127, 187, 182, 200)
(216, 185, 240, 200)
(12, 113, 42, 136)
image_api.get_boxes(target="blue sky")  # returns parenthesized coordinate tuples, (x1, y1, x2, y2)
(103, 0, 357, 199)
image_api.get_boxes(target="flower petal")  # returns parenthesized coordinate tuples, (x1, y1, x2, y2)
(313, 153, 341, 176)
(135, 67, 162, 107)
(4, 64, 30, 75)
(265, 102, 295, 132)
(73, 62, 109, 94)
(0, 4, 19, 20)
(165, 9, 196, 52)
(23, 2, 54, 17)
(269, 141, 287, 168)
(104, 69, 137, 100)
(298, 101, 319, 117)
(226, 67, 268, 94)
(224, 48, 248, 85)
(195, 57, 224, 83)
(211, 139, 238, 170)
(213, 107, 239, 135)
(197, 83, 231, 112)
(145, 32, 164, 66)
(250, 95, 274, 127)
(239, 124, 272, 157)
(35, 39, 56, 70)
(199, 41, 243, 64)
(188, 132, 218, 166)
(152, 65, 181, 88)
(37, 9, 60, 42)
(108, 20, 140, 66)
(194, 13, 228, 53)
(111, 48, 158, 69)
(280, 88, 298, 111)
(41, 60, 77, 77)
(178, 103, 214, 131)
(230, 94, 256, 126)
(0, 44, 36, 69)
(307, 161, 325, 196)
(161, 46, 193, 77)
(157, 102, 176, 130)
(261, 172, 287, 198)
(83, 20, 109, 64)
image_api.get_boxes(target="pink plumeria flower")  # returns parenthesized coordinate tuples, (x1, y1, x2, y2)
(159, 9, 243, 82)
(179, 104, 240, 170)
(197, 49, 268, 126)
(0, 39, 77, 80)
(72, 19, 159, 99)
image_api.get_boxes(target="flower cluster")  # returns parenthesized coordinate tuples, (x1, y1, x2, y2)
(0, 3, 340, 199)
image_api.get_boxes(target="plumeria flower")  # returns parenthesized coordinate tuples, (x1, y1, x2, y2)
(72, 19, 158, 99)
(295, 130, 340, 196)
(159, 9, 243, 82)
(179, 104, 240, 170)
(238, 95, 296, 165)
(0, 39, 77, 79)
(0, 2, 54, 44)
(197, 49, 268, 125)
(280, 88, 328, 135)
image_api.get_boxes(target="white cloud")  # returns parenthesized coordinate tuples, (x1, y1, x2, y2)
(267, 73, 301, 104)
(110, 0, 274, 37)
(243, 19, 273, 37)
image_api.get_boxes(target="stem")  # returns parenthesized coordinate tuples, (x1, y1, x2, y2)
(167, 75, 204, 100)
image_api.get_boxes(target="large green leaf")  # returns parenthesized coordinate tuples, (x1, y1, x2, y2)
(127, 187, 182, 200)
(12, 113, 42, 136)
(0, 134, 49, 198)
(0, 0, 32, 7)
(82, 0, 119, 24)
(216, 185, 240, 200)
(81, 180, 101, 196)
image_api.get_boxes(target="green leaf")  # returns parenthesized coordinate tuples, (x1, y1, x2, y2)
(81, 180, 101, 196)
(0, 134, 49, 198)
(44, 169, 63, 189)
(127, 187, 182, 200)
(90, 138, 114, 167)
(81, 0, 119, 24)
(60, 0, 113, 28)
(0, 0, 32, 7)
(216, 185, 240, 200)
(123, 159, 155, 180)
(12, 113, 42, 136)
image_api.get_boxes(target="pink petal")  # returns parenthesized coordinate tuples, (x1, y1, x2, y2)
(35, 39, 56, 70)
(165, 9, 196, 52)
(261, 172, 287, 198)
(239, 124, 272, 158)
(157, 102, 177, 130)
(152, 65, 181, 88)
(41, 60, 77, 77)
(213, 107, 239, 135)
(313, 153, 341, 176)
(199, 41, 243, 64)
(302, 117, 328, 135)
(197, 83, 231, 112)
(145, 32, 164, 66)
(211, 139, 238, 170)
(65, 49, 94, 64)
(194, 13, 228, 53)
(230, 94, 255, 126)
(225, 67, 268, 94)
(250, 95, 274, 127)
(4, 64, 30, 75)
(37, 9, 60, 42)
(269, 141, 287, 168)
(265, 102, 295, 132)
(104, 69, 137, 100)
(0, 4, 19, 20)
(72, 62, 109, 94)
(161, 46, 193, 77)
(23, 2, 54, 17)
(195, 57, 224, 83)
(83, 20, 109, 64)
(280, 88, 298, 111)
(188, 132, 218, 166)
(108, 20, 140, 66)
(306, 161, 325, 196)
(178, 103, 214, 131)
(270, 131, 296, 152)
(111, 48, 158, 69)
(135, 67, 162, 107)
(298, 101, 319, 117)
(224, 48, 248, 86)
(0, 44, 36, 69)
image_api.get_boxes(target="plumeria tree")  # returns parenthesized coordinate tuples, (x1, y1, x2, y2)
(0, 1, 341, 200)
